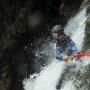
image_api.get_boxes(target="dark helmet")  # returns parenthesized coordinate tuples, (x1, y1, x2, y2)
(51, 24, 64, 33)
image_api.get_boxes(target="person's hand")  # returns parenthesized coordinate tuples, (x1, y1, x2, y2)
(69, 56, 73, 59)
(63, 55, 69, 61)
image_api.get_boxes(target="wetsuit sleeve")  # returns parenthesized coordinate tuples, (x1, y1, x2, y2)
(65, 40, 78, 56)
(55, 47, 63, 60)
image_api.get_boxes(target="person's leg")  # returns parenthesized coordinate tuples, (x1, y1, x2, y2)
(56, 73, 65, 89)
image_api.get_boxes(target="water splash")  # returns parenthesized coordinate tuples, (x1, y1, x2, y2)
(23, 61, 65, 90)
(61, 81, 76, 90)
(64, 8, 87, 51)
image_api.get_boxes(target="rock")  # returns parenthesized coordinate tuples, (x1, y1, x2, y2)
(0, 64, 11, 90)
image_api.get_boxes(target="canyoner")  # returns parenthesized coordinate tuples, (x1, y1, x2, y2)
(51, 24, 78, 62)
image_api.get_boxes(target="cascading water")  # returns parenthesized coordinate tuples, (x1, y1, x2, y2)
(64, 8, 87, 51)
(23, 7, 88, 90)
(23, 61, 66, 90)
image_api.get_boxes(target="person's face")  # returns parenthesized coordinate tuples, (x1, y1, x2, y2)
(52, 32, 62, 40)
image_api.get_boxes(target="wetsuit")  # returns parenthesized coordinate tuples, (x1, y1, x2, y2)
(55, 34, 77, 61)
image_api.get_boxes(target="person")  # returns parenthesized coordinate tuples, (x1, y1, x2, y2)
(51, 24, 78, 61)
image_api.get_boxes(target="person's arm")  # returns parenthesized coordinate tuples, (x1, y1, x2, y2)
(66, 40, 77, 55)
(55, 47, 63, 60)
(63, 40, 78, 61)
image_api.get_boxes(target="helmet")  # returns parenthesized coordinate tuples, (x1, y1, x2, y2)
(51, 24, 64, 33)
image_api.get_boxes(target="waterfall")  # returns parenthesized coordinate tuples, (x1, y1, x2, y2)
(23, 8, 87, 90)
(64, 8, 87, 51)
(23, 61, 65, 90)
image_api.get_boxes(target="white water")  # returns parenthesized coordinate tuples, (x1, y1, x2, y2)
(64, 8, 87, 51)
(23, 61, 65, 90)
(60, 81, 76, 90)
(23, 8, 87, 90)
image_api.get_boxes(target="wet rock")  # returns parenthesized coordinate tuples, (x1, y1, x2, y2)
(0, 64, 12, 90)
